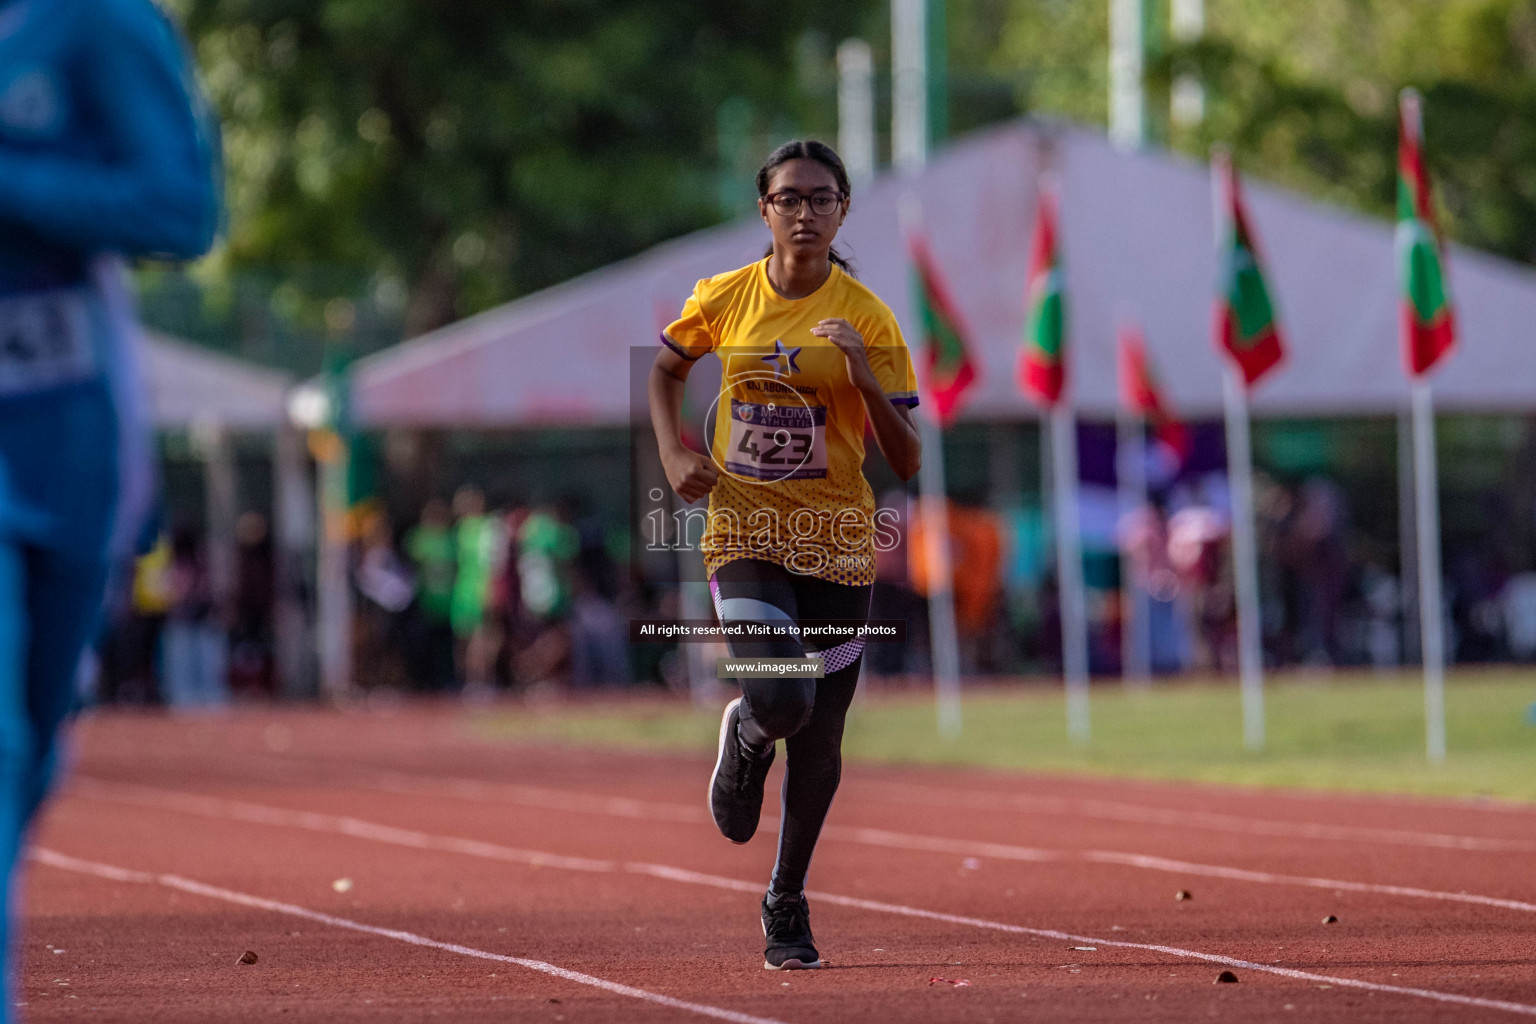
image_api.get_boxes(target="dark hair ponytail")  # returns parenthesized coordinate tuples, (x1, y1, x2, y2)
(757, 139, 856, 276)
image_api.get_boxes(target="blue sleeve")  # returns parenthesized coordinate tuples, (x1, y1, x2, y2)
(0, 0, 221, 260)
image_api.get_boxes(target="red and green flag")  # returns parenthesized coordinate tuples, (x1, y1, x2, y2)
(909, 232, 977, 425)
(1118, 323, 1190, 463)
(1019, 185, 1066, 407)
(1213, 152, 1285, 387)
(1397, 88, 1455, 377)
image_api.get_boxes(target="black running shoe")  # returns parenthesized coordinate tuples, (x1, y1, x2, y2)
(762, 891, 822, 970)
(708, 697, 773, 844)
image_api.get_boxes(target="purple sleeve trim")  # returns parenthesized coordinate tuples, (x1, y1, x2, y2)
(890, 395, 920, 407)
(660, 331, 701, 361)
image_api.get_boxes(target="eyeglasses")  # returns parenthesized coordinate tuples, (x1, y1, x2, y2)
(763, 190, 846, 217)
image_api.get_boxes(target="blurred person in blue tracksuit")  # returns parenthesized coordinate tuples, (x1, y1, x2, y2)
(0, 0, 220, 1012)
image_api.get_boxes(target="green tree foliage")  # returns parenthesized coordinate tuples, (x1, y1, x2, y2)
(981, 0, 1536, 265)
(173, 0, 872, 337)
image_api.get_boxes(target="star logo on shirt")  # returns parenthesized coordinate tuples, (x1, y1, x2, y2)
(761, 339, 801, 377)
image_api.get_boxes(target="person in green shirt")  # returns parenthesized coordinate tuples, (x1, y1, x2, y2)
(405, 499, 457, 690)
(451, 486, 507, 694)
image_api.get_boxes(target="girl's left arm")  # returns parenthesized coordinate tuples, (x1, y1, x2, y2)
(812, 318, 922, 482)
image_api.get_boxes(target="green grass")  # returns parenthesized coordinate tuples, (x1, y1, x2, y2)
(475, 670, 1536, 802)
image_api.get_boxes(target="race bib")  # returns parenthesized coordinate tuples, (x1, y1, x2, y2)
(724, 399, 827, 481)
(0, 287, 97, 397)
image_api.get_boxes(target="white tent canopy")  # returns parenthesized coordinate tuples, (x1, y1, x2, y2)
(143, 331, 293, 429)
(351, 120, 1536, 426)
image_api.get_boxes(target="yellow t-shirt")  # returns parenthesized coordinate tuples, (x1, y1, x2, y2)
(664, 257, 919, 586)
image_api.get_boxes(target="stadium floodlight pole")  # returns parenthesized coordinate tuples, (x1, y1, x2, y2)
(1109, 0, 1148, 149)
(837, 39, 876, 189)
(892, 0, 927, 171)
(1170, 0, 1205, 128)
(894, 0, 963, 738)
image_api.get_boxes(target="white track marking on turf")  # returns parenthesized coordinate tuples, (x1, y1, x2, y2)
(31, 849, 789, 1024)
(44, 792, 1536, 1024)
(73, 778, 1536, 915)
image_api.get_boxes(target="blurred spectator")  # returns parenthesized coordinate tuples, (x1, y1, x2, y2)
(869, 491, 927, 681)
(406, 498, 457, 690)
(97, 534, 173, 704)
(229, 512, 275, 697)
(1118, 503, 1187, 673)
(1361, 563, 1402, 669)
(451, 486, 505, 693)
(512, 504, 578, 687)
(162, 525, 229, 710)
(1287, 477, 1351, 665)
(566, 497, 630, 687)
(354, 508, 415, 691)
(1168, 502, 1233, 674)
(907, 498, 1004, 672)
(570, 573, 629, 688)
(1503, 572, 1536, 662)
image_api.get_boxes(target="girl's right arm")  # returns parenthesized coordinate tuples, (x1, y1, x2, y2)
(648, 347, 718, 503)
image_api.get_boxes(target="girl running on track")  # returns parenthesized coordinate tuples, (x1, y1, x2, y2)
(0, 0, 219, 1015)
(648, 140, 920, 971)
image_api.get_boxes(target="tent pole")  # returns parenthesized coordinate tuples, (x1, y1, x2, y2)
(273, 423, 315, 698)
(316, 438, 352, 703)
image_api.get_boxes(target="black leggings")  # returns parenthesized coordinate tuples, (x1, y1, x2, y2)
(710, 558, 871, 897)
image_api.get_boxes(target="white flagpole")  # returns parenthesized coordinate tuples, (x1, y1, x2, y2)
(1412, 379, 1447, 761)
(1117, 411, 1151, 688)
(894, 0, 962, 737)
(1052, 402, 1091, 744)
(1399, 88, 1450, 764)
(919, 414, 963, 737)
(1212, 153, 1266, 751)
(1222, 367, 1265, 750)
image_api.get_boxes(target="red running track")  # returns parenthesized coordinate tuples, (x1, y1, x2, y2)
(19, 702, 1536, 1022)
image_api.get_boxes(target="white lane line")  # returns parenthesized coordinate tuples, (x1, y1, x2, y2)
(69, 779, 614, 874)
(629, 863, 1536, 1018)
(858, 781, 1536, 854)
(301, 759, 1536, 855)
(832, 828, 1536, 915)
(31, 848, 790, 1024)
(155, 748, 1536, 855)
(190, 772, 1536, 914)
(54, 788, 1536, 1018)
